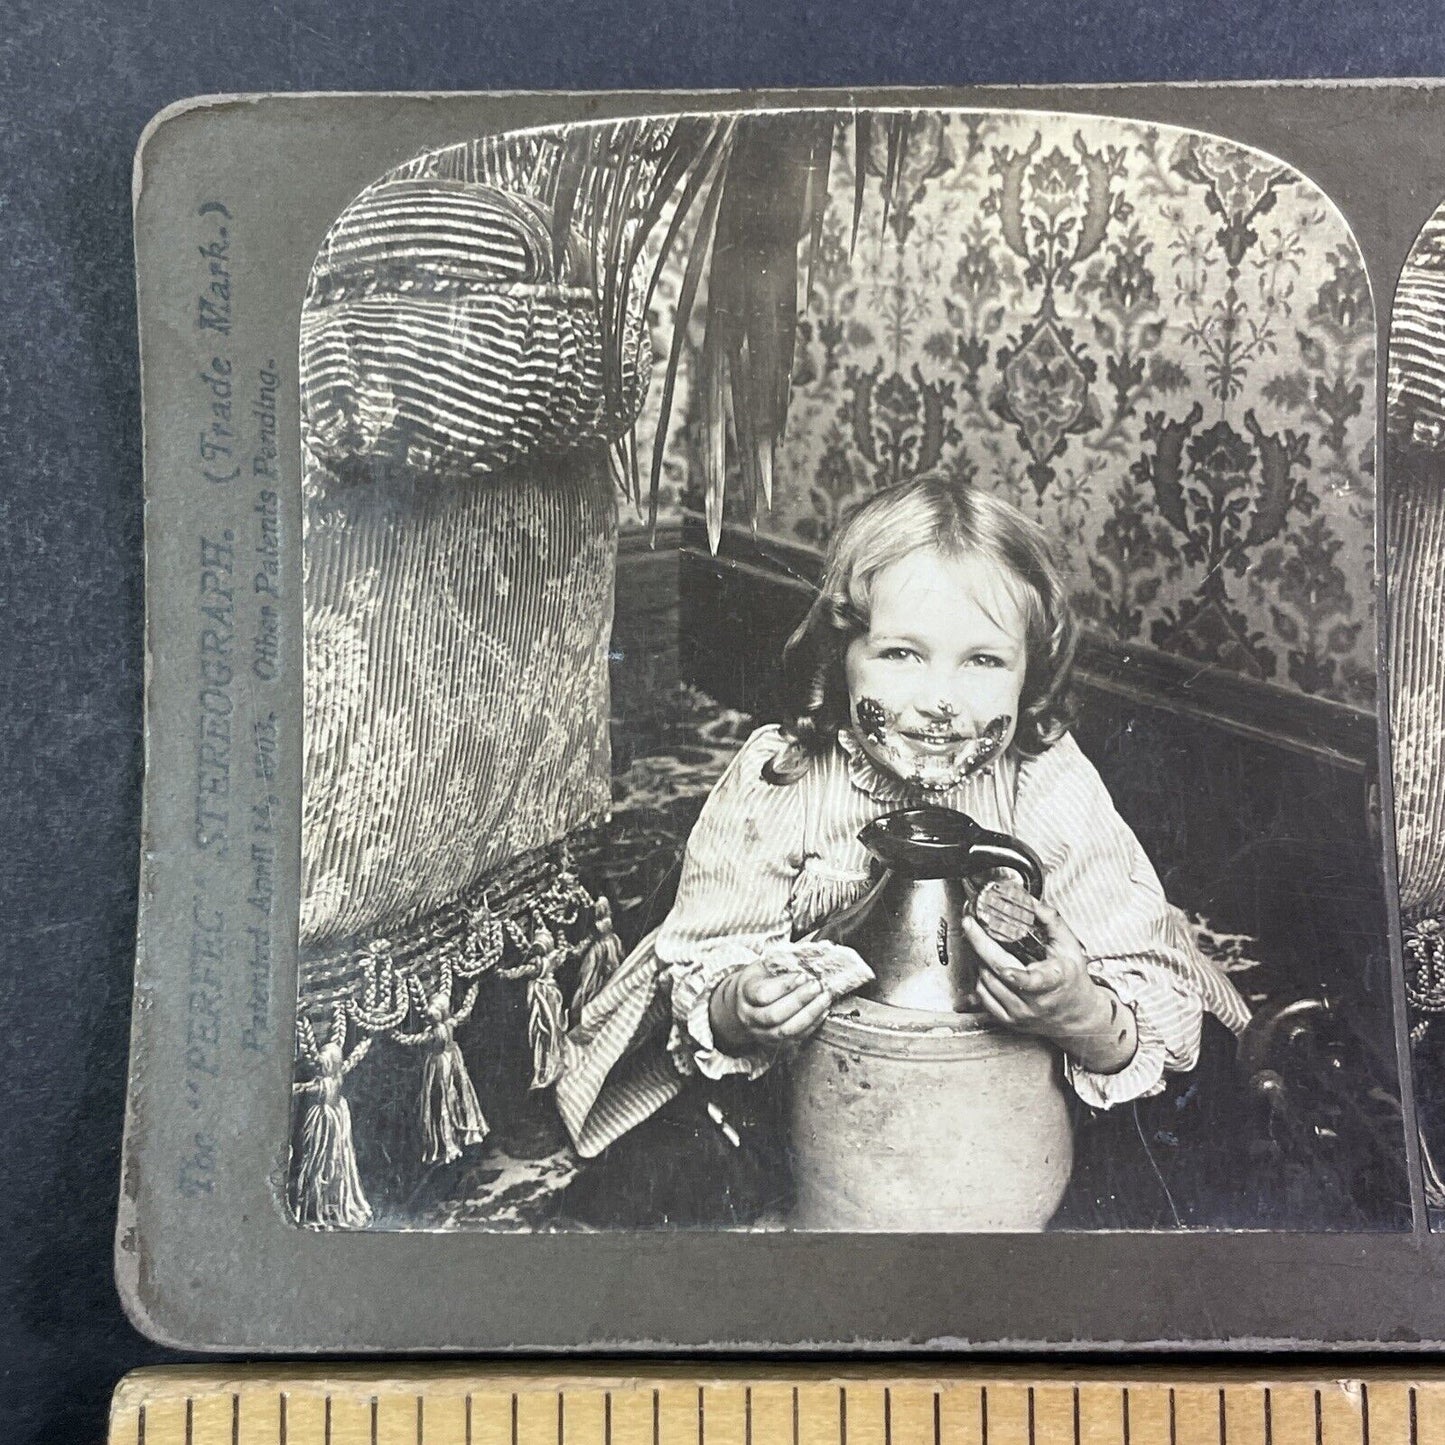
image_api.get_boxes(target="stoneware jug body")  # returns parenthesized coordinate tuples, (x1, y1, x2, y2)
(794, 806, 1072, 1231)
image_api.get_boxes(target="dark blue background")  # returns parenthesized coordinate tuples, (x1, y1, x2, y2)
(2, 3, 1442, 1440)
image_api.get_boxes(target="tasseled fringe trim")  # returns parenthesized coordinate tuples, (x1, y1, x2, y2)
(394, 966, 490, 1163)
(570, 896, 624, 1025)
(289, 840, 619, 1227)
(290, 1007, 374, 1229)
(300, 837, 594, 1012)
(1406, 914, 1445, 1044)
(1406, 915, 1445, 1209)
(528, 969, 569, 1090)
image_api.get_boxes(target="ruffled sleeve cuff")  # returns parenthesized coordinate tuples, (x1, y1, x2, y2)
(1062, 963, 1201, 1110)
(664, 943, 774, 1082)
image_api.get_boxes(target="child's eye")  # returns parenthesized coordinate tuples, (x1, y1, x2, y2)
(878, 646, 918, 662)
(970, 654, 1007, 669)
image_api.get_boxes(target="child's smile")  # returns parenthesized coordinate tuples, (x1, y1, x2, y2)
(844, 548, 1028, 792)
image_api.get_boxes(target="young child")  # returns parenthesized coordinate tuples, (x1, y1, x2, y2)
(556, 475, 1248, 1190)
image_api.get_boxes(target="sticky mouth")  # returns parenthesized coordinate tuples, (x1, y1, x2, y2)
(962, 715, 1011, 762)
(925, 715, 1011, 777)
(903, 715, 1009, 752)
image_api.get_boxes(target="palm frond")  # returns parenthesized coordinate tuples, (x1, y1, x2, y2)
(548, 128, 592, 273)
(598, 121, 643, 480)
(851, 112, 871, 256)
(642, 119, 733, 315)
(881, 112, 908, 239)
(699, 291, 730, 555)
(800, 117, 835, 307)
(704, 115, 831, 529)
(548, 110, 917, 550)
(645, 135, 732, 537)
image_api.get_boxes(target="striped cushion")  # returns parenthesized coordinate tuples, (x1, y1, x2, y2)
(1390, 238, 1445, 451)
(302, 178, 647, 480)
(310, 178, 585, 296)
(1390, 225, 1445, 916)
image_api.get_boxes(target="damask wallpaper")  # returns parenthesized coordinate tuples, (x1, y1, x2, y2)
(637, 112, 1377, 712)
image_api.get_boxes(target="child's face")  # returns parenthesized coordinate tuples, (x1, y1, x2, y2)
(844, 548, 1028, 791)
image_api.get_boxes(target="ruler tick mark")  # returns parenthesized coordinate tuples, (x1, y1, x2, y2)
(110, 1375, 1433, 1445)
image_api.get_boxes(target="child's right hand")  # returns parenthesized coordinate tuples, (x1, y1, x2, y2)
(709, 961, 834, 1053)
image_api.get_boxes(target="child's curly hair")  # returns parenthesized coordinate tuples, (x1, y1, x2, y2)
(765, 474, 1079, 785)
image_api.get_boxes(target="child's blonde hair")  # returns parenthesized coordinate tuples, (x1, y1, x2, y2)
(766, 474, 1078, 784)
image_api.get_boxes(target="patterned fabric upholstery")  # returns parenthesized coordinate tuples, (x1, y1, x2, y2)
(294, 153, 662, 1227)
(300, 163, 657, 964)
(1388, 210, 1445, 923)
(301, 454, 616, 953)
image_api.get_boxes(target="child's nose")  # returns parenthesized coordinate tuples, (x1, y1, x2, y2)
(915, 685, 966, 724)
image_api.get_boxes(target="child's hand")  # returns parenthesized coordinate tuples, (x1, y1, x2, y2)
(709, 960, 834, 1053)
(962, 896, 1138, 1074)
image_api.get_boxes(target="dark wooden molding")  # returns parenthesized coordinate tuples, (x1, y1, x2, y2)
(667, 513, 1379, 772)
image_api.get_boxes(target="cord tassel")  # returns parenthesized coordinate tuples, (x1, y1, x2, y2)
(570, 895, 625, 1024)
(395, 967, 488, 1165)
(291, 1009, 373, 1229)
(526, 923, 572, 1089)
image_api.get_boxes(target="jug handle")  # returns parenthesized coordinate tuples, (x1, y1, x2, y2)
(966, 830, 1045, 897)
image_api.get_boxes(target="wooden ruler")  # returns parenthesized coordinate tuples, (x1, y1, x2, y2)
(109, 1367, 1445, 1445)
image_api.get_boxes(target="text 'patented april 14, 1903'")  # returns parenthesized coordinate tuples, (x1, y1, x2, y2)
(179, 197, 289, 1198)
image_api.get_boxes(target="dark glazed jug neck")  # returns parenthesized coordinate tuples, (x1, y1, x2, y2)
(858, 807, 1045, 895)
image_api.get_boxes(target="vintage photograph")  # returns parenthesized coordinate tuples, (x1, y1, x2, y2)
(291, 106, 1409, 1235)
(1388, 198, 1445, 1228)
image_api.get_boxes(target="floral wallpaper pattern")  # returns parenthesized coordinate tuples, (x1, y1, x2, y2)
(641, 112, 1377, 709)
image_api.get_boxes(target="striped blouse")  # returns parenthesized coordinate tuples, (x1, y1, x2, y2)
(556, 726, 1250, 1158)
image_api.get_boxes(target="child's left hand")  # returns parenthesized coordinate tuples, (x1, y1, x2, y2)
(961, 895, 1139, 1075)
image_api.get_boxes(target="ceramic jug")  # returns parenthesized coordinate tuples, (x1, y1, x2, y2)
(816, 805, 1044, 1013)
(792, 806, 1072, 1231)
